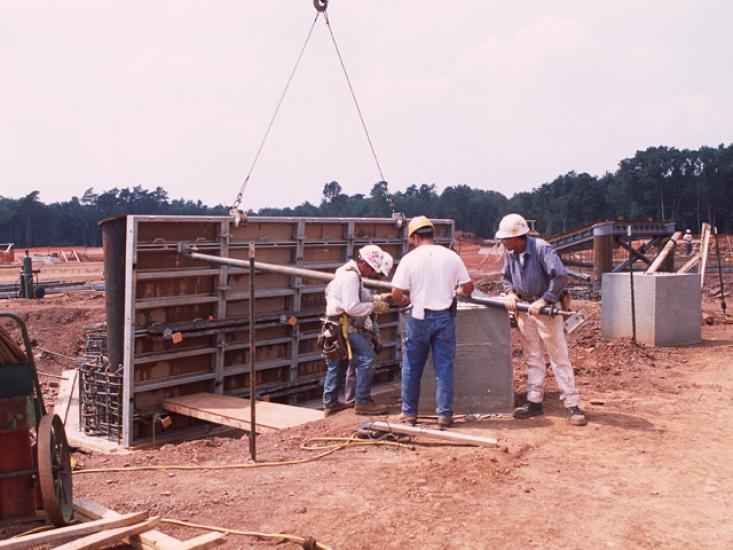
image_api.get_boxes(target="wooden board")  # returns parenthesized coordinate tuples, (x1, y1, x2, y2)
(74, 500, 180, 550)
(73, 499, 226, 550)
(55, 368, 78, 425)
(54, 517, 161, 550)
(700, 223, 712, 289)
(0, 512, 148, 550)
(162, 392, 323, 433)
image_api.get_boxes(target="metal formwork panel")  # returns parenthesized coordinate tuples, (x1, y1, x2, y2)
(117, 215, 454, 446)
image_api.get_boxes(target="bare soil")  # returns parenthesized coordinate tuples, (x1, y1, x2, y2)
(2, 289, 733, 548)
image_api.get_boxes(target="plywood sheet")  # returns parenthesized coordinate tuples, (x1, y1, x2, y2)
(162, 392, 322, 432)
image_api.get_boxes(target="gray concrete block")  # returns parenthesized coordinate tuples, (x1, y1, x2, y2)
(400, 302, 514, 416)
(601, 272, 701, 346)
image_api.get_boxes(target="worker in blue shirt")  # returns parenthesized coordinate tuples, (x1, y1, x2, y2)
(497, 213, 587, 426)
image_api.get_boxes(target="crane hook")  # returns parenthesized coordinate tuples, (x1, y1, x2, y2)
(313, 0, 328, 12)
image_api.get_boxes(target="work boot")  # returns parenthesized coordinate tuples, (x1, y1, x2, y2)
(354, 399, 388, 416)
(323, 402, 349, 417)
(398, 413, 417, 425)
(438, 416, 453, 430)
(567, 406, 588, 426)
(513, 400, 544, 419)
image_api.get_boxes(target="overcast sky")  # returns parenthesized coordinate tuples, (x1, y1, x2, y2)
(1, 1, 731, 209)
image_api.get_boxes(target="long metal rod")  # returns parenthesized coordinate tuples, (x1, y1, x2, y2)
(248, 241, 257, 462)
(627, 230, 637, 343)
(714, 225, 727, 317)
(182, 246, 571, 317)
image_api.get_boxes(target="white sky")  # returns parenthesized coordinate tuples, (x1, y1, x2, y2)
(1, 1, 731, 209)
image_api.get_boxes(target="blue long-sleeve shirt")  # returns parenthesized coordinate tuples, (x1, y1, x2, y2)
(501, 236, 568, 304)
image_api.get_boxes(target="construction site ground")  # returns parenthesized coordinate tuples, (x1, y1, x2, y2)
(2, 278, 733, 548)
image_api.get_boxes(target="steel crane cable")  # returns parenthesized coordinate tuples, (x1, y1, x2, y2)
(232, 12, 321, 210)
(233, 3, 394, 214)
(322, 9, 388, 191)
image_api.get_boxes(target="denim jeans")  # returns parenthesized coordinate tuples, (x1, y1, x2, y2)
(323, 331, 375, 407)
(401, 310, 456, 419)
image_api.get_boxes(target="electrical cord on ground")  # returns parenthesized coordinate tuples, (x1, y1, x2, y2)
(73, 434, 413, 475)
(161, 518, 332, 550)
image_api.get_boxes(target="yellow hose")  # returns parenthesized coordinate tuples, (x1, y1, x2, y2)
(161, 517, 333, 550)
(74, 435, 411, 475)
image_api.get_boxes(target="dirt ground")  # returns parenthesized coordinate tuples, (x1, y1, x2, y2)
(3, 287, 733, 548)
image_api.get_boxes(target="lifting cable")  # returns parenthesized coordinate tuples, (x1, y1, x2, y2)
(232, 0, 392, 213)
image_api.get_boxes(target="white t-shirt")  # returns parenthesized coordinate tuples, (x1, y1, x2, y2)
(391, 244, 471, 319)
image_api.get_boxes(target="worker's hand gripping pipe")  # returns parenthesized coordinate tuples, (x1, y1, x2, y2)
(178, 244, 572, 318)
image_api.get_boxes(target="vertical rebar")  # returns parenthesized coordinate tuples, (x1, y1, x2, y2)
(248, 241, 257, 461)
(627, 226, 637, 343)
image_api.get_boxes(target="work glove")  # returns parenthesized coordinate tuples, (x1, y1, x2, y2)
(528, 297, 548, 316)
(372, 295, 391, 316)
(503, 292, 519, 315)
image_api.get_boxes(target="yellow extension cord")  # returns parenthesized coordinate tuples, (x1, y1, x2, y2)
(47, 435, 413, 548)
(74, 435, 412, 475)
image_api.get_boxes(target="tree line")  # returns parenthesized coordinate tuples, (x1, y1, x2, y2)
(1, 143, 731, 247)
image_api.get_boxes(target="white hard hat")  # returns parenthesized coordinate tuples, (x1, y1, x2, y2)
(685, 229, 692, 233)
(495, 213, 530, 239)
(358, 245, 393, 277)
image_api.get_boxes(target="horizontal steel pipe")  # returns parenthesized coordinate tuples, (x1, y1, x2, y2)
(181, 246, 569, 317)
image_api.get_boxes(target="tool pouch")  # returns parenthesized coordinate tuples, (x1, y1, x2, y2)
(317, 318, 348, 361)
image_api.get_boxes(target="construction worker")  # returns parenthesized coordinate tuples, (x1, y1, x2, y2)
(322, 244, 393, 417)
(496, 213, 587, 426)
(391, 216, 474, 428)
(683, 229, 693, 256)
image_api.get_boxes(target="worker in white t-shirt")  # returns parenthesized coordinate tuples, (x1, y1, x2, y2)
(391, 216, 474, 428)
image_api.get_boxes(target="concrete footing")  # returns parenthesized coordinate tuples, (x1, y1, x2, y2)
(601, 272, 701, 346)
(400, 303, 514, 416)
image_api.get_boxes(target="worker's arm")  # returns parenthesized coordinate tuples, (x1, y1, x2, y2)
(454, 254, 474, 297)
(501, 253, 515, 295)
(391, 287, 410, 307)
(340, 272, 374, 317)
(456, 281, 474, 297)
(540, 246, 568, 304)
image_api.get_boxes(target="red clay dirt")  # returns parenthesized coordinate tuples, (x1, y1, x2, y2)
(2, 289, 733, 548)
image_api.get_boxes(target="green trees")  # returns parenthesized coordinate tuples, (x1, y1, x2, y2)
(1, 142, 731, 246)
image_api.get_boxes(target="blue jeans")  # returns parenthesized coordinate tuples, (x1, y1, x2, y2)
(323, 331, 375, 407)
(401, 310, 456, 419)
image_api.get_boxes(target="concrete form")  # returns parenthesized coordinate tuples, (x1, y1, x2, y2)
(601, 272, 701, 346)
(99, 215, 454, 447)
(411, 303, 514, 416)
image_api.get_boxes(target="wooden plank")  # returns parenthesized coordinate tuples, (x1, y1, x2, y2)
(700, 223, 712, 289)
(645, 231, 682, 274)
(55, 368, 78, 425)
(53, 517, 161, 550)
(73, 499, 181, 550)
(164, 532, 227, 550)
(366, 421, 498, 447)
(161, 392, 322, 433)
(0, 512, 148, 550)
(677, 252, 701, 273)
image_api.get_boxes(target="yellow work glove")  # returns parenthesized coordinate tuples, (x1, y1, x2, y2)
(372, 295, 391, 316)
(504, 292, 519, 315)
(528, 297, 548, 316)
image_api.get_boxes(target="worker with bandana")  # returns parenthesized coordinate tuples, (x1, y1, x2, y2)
(322, 245, 393, 417)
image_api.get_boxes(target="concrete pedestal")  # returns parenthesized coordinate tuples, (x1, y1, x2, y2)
(400, 303, 514, 416)
(601, 272, 701, 346)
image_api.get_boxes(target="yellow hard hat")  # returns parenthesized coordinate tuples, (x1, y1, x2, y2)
(407, 215, 434, 237)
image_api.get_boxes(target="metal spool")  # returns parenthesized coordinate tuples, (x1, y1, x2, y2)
(38, 414, 73, 526)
